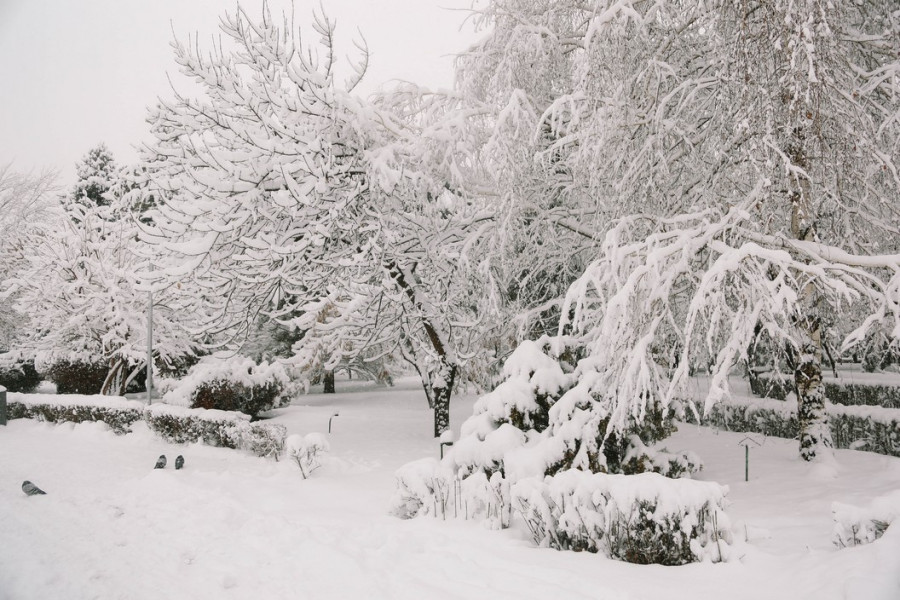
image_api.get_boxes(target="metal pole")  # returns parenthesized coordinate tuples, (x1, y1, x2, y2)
(745, 445, 749, 482)
(147, 289, 153, 405)
(0, 386, 6, 426)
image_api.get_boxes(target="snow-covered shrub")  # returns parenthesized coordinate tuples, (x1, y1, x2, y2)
(6, 392, 144, 434)
(0, 357, 41, 393)
(163, 356, 291, 417)
(390, 458, 455, 520)
(689, 396, 900, 457)
(392, 339, 703, 536)
(832, 491, 900, 548)
(285, 433, 329, 479)
(512, 471, 732, 564)
(144, 403, 286, 458)
(43, 360, 108, 395)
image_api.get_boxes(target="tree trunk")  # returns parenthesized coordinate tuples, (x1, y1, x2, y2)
(430, 360, 457, 438)
(788, 124, 833, 461)
(387, 260, 459, 437)
(795, 318, 831, 461)
(323, 369, 335, 394)
(100, 358, 125, 396)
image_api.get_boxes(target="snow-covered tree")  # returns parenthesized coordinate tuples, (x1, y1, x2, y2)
(463, 0, 900, 461)
(0, 165, 59, 353)
(4, 195, 197, 395)
(71, 143, 117, 212)
(139, 7, 498, 435)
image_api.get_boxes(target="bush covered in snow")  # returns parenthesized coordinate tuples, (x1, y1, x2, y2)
(0, 358, 41, 393)
(163, 356, 291, 417)
(512, 471, 731, 564)
(391, 339, 713, 564)
(688, 396, 900, 457)
(144, 403, 286, 458)
(285, 433, 329, 478)
(44, 360, 109, 395)
(832, 490, 900, 548)
(450, 338, 698, 483)
(6, 392, 144, 434)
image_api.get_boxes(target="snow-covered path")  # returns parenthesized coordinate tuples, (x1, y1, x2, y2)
(1, 379, 899, 599)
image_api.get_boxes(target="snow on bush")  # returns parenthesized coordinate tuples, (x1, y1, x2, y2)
(285, 433, 329, 479)
(449, 338, 700, 481)
(689, 396, 900, 458)
(0, 357, 41, 393)
(6, 392, 144, 434)
(832, 490, 900, 548)
(392, 339, 712, 561)
(144, 403, 286, 458)
(163, 355, 291, 417)
(512, 471, 732, 565)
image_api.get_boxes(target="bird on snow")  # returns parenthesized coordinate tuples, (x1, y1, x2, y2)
(175, 455, 184, 470)
(22, 480, 46, 496)
(154, 455, 167, 469)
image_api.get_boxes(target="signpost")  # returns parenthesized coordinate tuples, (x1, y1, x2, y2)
(738, 435, 763, 482)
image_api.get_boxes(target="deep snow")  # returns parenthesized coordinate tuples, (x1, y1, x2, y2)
(1, 378, 899, 600)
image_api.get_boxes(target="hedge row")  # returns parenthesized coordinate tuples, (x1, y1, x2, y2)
(6, 393, 286, 458)
(7, 394, 145, 434)
(687, 397, 900, 457)
(750, 372, 900, 409)
(144, 404, 286, 458)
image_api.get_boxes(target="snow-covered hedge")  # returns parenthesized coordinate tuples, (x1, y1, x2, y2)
(144, 404, 286, 458)
(688, 396, 900, 457)
(512, 471, 731, 564)
(6, 392, 145, 434)
(163, 356, 292, 417)
(832, 490, 900, 548)
(751, 372, 900, 409)
(7, 393, 287, 458)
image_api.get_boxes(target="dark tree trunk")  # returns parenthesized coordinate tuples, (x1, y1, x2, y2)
(323, 370, 335, 394)
(430, 361, 457, 438)
(387, 260, 459, 437)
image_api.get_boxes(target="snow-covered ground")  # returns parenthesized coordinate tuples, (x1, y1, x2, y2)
(1, 378, 899, 600)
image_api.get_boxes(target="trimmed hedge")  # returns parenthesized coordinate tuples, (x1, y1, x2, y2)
(7, 393, 287, 458)
(751, 372, 900, 409)
(6, 393, 144, 434)
(144, 404, 286, 458)
(687, 397, 900, 457)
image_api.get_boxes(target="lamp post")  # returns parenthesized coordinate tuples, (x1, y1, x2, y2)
(146, 289, 153, 405)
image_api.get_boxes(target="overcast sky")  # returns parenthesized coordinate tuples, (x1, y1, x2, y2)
(0, 0, 481, 185)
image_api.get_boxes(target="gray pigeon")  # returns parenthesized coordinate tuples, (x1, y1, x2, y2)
(154, 455, 167, 469)
(22, 480, 46, 496)
(175, 455, 184, 470)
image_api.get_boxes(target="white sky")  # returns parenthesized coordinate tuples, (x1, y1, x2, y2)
(0, 0, 482, 185)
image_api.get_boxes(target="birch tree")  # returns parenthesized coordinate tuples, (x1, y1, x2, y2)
(465, 0, 900, 461)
